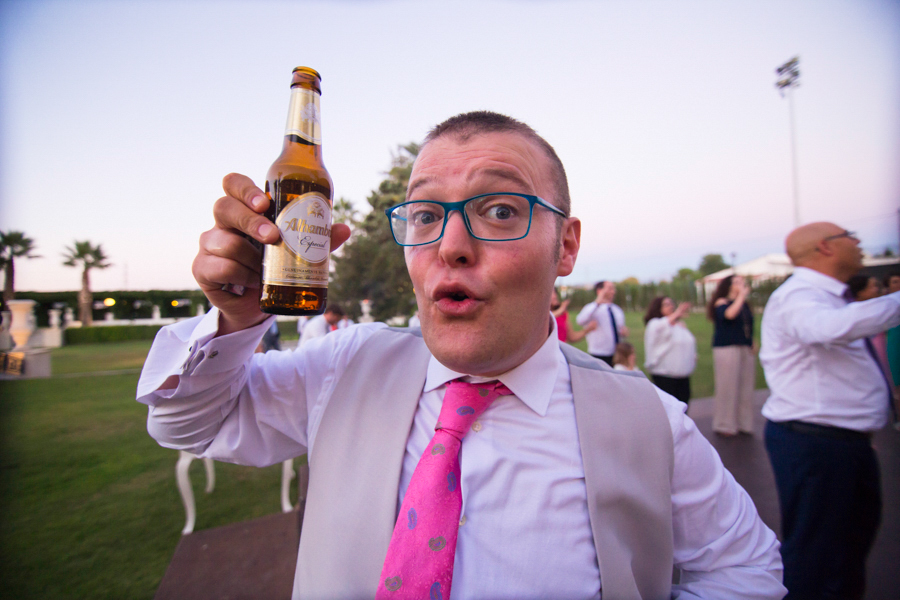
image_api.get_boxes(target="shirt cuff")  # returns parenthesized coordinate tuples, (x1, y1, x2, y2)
(137, 308, 274, 400)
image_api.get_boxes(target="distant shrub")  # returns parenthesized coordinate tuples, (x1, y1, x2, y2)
(277, 320, 300, 340)
(65, 325, 164, 345)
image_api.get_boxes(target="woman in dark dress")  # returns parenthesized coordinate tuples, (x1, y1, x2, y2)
(707, 275, 755, 436)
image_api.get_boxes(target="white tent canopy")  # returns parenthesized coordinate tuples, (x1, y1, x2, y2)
(697, 253, 900, 299)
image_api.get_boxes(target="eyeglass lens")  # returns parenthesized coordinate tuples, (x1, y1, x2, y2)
(391, 195, 533, 245)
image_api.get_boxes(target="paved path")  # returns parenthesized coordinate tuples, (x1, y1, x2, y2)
(155, 389, 900, 599)
(687, 390, 900, 600)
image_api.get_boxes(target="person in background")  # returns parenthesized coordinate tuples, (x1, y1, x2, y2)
(847, 274, 883, 302)
(258, 319, 281, 352)
(576, 280, 629, 365)
(551, 289, 595, 343)
(612, 341, 638, 371)
(296, 315, 309, 337)
(886, 271, 900, 405)
(760, 223, 900, 599)
(408, 311, 420, 328)
(643, 296, 696, 404)
(298, 304, 344, 346)
(849, 274, 892, 392)
(707, 274, 756, 436)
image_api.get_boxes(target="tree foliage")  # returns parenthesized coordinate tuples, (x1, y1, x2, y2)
(674, 267, 699, 281)
(697, 253, 730, 276)
(62, 240, 111, 326)
(0, 230, 40, 304)
(331, 143, 420, 322)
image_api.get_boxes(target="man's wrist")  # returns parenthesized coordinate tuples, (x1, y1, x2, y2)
(218, 311, 269, 337)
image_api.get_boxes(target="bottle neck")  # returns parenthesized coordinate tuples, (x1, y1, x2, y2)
(281, 86, 323, 158)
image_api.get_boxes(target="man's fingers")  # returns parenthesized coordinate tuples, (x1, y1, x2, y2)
(213, 194, 280, 245)
(200, 227, 263, 273)
(193, 251, 261, 292)
(222, 173, 268, 212)
(330, 223, 352, 251)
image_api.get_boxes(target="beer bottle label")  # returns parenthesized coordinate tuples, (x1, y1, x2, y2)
(261, 192, 332, 287)
(284, 88, 322, 145)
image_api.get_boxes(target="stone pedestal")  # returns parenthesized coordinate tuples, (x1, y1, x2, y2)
(8, 299, 36, 350)
(0, 311, 11, 351)
(1, 348, 51, 378)
(31, 308, 64, 348)
(358, 299, 374, 324)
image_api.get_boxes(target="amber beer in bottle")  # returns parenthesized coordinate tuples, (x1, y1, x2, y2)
(260, 67, 333, 315)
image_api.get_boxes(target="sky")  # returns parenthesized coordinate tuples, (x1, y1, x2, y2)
(1, 0, 898, 294)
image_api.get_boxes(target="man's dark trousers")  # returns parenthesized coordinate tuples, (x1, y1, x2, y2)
(591, 354, 613, 367)
(764, 420, 881, 600)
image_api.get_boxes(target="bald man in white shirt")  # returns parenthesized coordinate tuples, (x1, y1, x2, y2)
(139, 111, 784, 599)
(760, 222, 900, 600)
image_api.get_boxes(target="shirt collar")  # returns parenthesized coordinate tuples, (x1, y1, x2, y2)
(423, 314, 561, 417)
(792, 266, 848, 298)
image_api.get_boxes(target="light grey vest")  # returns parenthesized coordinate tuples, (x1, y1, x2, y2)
(294, 328, 674, 600)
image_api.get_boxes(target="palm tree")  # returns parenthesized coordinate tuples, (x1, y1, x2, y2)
(62, 241, 111, 326)
(0, 230, 40, 304)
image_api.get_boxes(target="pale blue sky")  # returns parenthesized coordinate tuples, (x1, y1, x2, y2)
(1, 0, 898, 292)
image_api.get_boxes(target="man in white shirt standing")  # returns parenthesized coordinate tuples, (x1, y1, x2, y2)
(575, 280, 628, 366)
(760, 222, 900, 600)
(139, 111, 785, 599)
(298, 305, 344, 346)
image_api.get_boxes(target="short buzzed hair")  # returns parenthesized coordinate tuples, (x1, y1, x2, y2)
(423, 111, 571, 217)
(324, 305, 345, 318)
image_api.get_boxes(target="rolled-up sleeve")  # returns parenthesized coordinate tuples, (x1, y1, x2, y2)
(658, 393, 786, 599)
(786, 290, 900, 346)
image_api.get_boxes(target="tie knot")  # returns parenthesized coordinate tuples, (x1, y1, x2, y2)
(437, 380, 511, 438)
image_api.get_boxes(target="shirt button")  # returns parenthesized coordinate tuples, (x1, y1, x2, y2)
(459, 515, 467, 526)
(471, 421, 482, 433)
(209, 350, 218, 358)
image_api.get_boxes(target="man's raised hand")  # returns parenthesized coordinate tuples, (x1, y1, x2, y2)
(192, 173, 351, 335)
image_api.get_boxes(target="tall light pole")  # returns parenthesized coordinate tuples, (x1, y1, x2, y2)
(775, 56, 801, 228)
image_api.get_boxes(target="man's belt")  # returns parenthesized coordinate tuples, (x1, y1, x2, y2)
(778, 420, 872, 442)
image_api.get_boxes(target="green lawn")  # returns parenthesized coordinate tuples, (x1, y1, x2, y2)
(0, 342, 293, 600)
(0, 315, 764, 598)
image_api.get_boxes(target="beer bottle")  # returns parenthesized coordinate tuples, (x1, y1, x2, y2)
(260, 67, 333, 315)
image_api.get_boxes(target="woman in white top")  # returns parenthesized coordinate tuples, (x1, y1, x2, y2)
(643, 296, 697, 403)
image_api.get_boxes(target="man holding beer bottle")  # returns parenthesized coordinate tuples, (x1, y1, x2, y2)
(138, 110, 784, 599)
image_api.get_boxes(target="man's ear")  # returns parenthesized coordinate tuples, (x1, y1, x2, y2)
(816, 239, 835, 257)
(556, 217, 580, 277)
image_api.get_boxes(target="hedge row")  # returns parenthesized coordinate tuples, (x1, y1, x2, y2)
(64, 325, 164, 345)
(5, 289, 208, 326)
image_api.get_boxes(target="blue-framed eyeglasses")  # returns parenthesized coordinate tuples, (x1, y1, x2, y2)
(384, 193, 566, 247)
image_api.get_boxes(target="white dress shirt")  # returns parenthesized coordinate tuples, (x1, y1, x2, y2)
(644, 317, 697, 378)
(576, 302, 625, 356)
(760, 267, 900, 431)
(138, 309, 785, 600)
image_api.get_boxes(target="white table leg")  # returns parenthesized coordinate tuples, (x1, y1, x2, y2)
(202, 456, 215, 493)
(176, 451, 197, 535)
(281, 459, 295, 513)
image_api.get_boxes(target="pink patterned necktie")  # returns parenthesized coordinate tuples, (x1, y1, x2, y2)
(376, 380, 512, 600)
